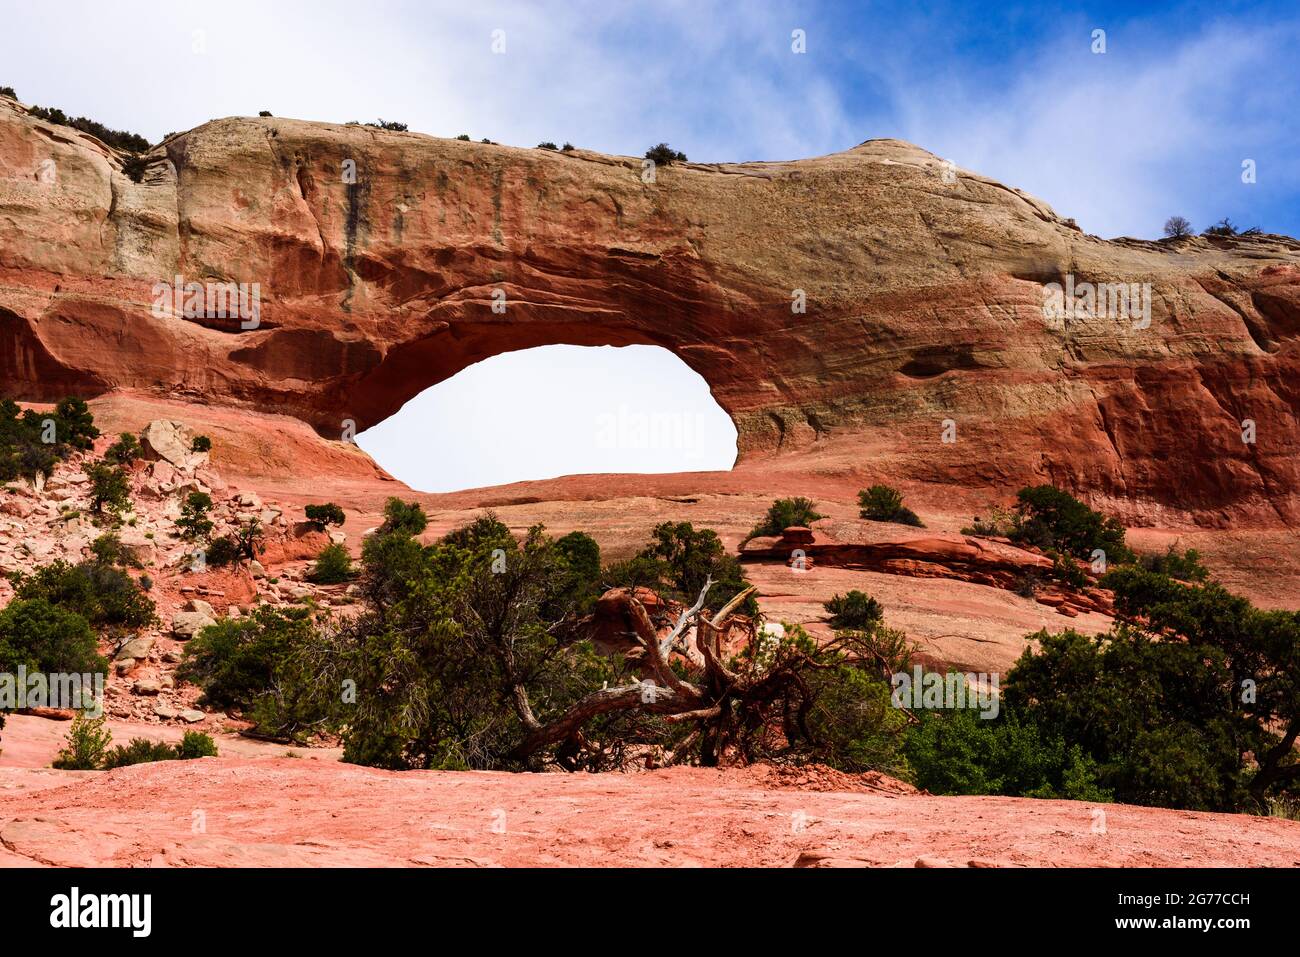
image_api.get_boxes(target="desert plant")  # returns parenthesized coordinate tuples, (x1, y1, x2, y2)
(204, 535, 241, 568)
(1010, 485, 1133, 563)
(11, 557, 156, 647)
(377, 497, 428, 537)
(233, 518, 265, 561)
(121, 155, 149, 183)
(103, 737, 179, 769)
(1163, 215, 1193, 238)
(748, 496, 824, 540)
(0, 598, 105, 676)
(1140, 545, 1209, 582)
(858, 484, 924, 527)
(308, 543, 354, 584)
(89, 531, 142, 568)
(86, 461, 130, 516)
(177, 491, 214, 541)
(824, 590, 883, 631)
(104, 432, 142, 465)
(52, 713, 112, 770)
(177, 730, 219, 759)
(304, 503, 346, 529)
(26, 105, 149, 153)
(644, 143, 687, 165)
(178, 606, 317, 711)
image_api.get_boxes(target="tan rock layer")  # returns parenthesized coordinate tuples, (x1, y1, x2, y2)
(2, 97, 1299, 524)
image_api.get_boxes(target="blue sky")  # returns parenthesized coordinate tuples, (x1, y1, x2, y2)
(3, 1, 1296, 489)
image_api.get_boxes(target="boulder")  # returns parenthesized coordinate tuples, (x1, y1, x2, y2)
(184, 598, 217, 618)
(114, 636, 156, 662)
(140, 420, 210, 472)
(172, 611, 217, 639)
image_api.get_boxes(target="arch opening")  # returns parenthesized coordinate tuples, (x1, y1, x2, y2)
(356, 344, 739, 493)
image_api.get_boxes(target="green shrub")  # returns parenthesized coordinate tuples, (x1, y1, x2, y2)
(555, 531, 601, 581)
(0, 86, 16, 99)
(177, 491, 214, 541)
(204, 535, 241, 567)
(11, 558, 155, 647)
(190, 435, 212, 453)
(561, 142, 574, 151)
(309, 543, 354, 584)
(258, 110, 273, 117)
(633, 521, 753, 613)
(0, 397, 99, 482)
(456, 133, 470, 141)
(177, 606, 317, 710)
(304, 503, 346, 528)
(748, 497, 824, 540)
(644, 143, 687, 165)
(1139, 545, 1209, 582)
(121, 155, 149, 183)
(858, 484, 924, 526)
(104, 432, 142, 465)
(905, 705, 1111, 802)
(233, 518, 265, 561)
(366, 119, 408, 131)
(177, 730, 219, 759)
(27, 105, 149, 153)
(377, 497, 427, 537)
(536, 141, 558, 150)
(824, 590, 883, 631)
(961, 507, 1016, 538)
(103, 737, 178, 769)
(441, 512, 510, 550)
(1011, 485, 1133, 563)
(101, 731, 218, 768)
(52, 713, 112, 770)
(86, 461, 130, 516)
(805, 665, 911, 774)
(89, 531, 142, 569)
(0, 599, 105, 676)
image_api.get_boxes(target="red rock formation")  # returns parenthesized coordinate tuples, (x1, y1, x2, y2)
(743, 527, 1055, 591)
(2, 96, 1300, 524)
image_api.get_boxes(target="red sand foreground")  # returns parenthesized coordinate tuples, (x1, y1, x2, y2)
(2, 757, 1298, 868)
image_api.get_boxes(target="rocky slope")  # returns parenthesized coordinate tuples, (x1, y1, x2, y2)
(2, 95, 1300, 527)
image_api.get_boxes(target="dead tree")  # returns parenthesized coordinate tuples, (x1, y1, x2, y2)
(506, 578, 867, 766)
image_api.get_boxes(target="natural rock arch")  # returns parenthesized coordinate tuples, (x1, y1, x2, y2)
(2, 96, 1300, 523)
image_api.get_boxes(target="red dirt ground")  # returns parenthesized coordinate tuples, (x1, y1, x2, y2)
(2, 756, 1298, 868)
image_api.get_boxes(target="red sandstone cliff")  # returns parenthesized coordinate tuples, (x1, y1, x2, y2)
(2, 95, 1299, 525)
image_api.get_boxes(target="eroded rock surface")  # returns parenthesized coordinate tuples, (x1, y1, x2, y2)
(2, 96, 1300, 525)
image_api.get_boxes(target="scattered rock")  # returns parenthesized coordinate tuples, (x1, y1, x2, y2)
(172, 611, 217, 639)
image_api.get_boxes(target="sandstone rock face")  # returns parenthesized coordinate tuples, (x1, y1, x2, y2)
(2, 96, 1300, 524)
